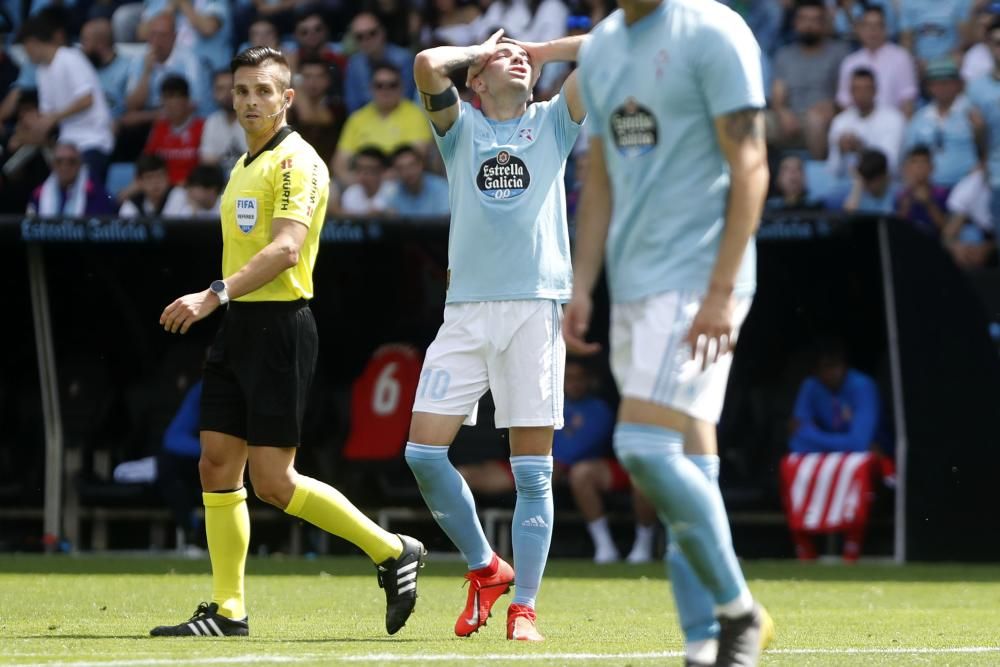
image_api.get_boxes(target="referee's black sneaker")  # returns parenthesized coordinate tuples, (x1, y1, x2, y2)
(376, 534, 427, 634)
(150, 602, 249, 637)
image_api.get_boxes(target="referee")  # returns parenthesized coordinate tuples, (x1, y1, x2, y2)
(152, 47, 425, 638)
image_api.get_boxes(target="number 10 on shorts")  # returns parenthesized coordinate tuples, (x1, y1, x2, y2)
(419, 368, 451, 400)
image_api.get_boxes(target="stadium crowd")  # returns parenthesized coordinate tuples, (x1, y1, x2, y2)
(0, 0, 994, 568)
(0, 0, 997, 268)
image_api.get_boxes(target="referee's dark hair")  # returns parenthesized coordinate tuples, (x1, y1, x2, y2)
(231, 46, 291, 91)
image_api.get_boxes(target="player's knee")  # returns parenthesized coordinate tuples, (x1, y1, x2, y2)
(248, 471, 295, 508)
(198, 455, 232, 490)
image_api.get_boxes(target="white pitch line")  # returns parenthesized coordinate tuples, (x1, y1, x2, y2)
(9, 647, 1000, 666)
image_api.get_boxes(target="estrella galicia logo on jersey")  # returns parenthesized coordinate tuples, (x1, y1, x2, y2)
(610, 97, 658, 157)
(235, 197, 258, 233)
(477, 150, 530, 200)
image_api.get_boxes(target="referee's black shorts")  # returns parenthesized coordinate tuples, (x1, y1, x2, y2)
(200, 299, 318, 446)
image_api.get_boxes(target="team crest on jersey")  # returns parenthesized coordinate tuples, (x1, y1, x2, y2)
(610, 97, 658, 157)
(476, 150, 530, 200)
(518, 128, 534, 142)
(235, 197, 258, 233)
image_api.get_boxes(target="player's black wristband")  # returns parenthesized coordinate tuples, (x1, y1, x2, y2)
(421, 86, 458, 112)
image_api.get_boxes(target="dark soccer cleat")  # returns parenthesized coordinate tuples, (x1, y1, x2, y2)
(715, 603, 763, 666)
(376, 534, 427, 635)
(150, 602, 249, 637)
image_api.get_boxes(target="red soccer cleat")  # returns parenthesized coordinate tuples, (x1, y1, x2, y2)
(454, 554, 514, 637)
(507, 602, 543, 641)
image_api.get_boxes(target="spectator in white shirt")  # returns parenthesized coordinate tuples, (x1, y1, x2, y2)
(836, 5, 918, 116)
(198, 70, 246, 175)
(961, 3, 1000, 82)
(120, 154, 187, 217)
(340, 146, 395, 216)
(162, 163, 224, 219)
(944, 168, 997, 268)
(828, 68, 906, 179)
(18, 15, 114, 184)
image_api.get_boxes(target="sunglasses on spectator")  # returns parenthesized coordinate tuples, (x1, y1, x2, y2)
(54, 157, 80, 165)
(297, 25, 324, 35)
(354, 27, 380, 41)
(373, 79, 400, 90)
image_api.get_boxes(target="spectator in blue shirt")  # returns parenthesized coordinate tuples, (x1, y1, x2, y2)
(158, 379, 204, 551)
(904, 58, 978, 189)
(901, 0, 974, 66)
(837, 148, 898, 213)
(124, 13, 214, 120)
(789, 338, 881, 455)
(80, 17, 134, 121)
(344, 11, 415, 113)
(139, 0, 233, 72)
(386, 144, 449, 220)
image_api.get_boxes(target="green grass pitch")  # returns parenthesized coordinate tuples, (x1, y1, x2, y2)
(2, 555, 999, 666)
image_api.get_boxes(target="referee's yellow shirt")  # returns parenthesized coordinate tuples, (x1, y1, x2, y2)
(220, 127, 330, 301)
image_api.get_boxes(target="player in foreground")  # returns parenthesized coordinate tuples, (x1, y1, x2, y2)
(568, 1, 773, 665)
(153, 46, 424, 638)
(405, 29, 586, 641)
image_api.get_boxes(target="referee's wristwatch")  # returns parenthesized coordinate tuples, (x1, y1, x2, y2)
(210, 279, 230, 305)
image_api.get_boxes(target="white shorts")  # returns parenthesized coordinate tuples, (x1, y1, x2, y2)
(610, 290, 752, 424)
(413, 300, 565, 429)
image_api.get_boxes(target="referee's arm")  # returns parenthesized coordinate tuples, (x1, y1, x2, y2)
(159, 218, 307, 334)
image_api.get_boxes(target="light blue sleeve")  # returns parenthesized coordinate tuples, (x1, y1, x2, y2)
(432, 101, 471, 161)
(15, 62, 36, 88)
(548, 92, 584, 158)
(696, 12, 766, 117)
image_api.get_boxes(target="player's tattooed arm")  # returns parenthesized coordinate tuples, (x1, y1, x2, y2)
(722, 108, 765, 144)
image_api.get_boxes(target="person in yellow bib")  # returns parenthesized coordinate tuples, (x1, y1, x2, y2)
(154, 46, 425, 638)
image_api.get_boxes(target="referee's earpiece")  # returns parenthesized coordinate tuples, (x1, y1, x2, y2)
(264, 94, 291, 118)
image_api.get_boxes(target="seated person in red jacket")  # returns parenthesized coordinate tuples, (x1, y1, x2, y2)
(28, 141, 114, 216)
(143, 74, 204, 185)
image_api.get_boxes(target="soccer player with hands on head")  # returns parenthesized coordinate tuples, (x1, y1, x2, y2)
(406, 27, 586, 642)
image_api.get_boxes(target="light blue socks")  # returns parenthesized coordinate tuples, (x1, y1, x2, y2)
(667, 455, 722, 643)
(404, 442, 493, 570)
(510, 455, 554, 608)
(613, 423, 750, 610)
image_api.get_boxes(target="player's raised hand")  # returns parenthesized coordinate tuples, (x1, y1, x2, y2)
(499, 36, 548, 68)
(466, 29, 505, 86)
(563, 293, 601, 356)
(160, 290, 220, 335)
(684, 290, 736, 371)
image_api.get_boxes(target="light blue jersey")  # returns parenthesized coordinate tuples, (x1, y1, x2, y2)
(435, 96, 583, 304)
(577, 0, 765, 304)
